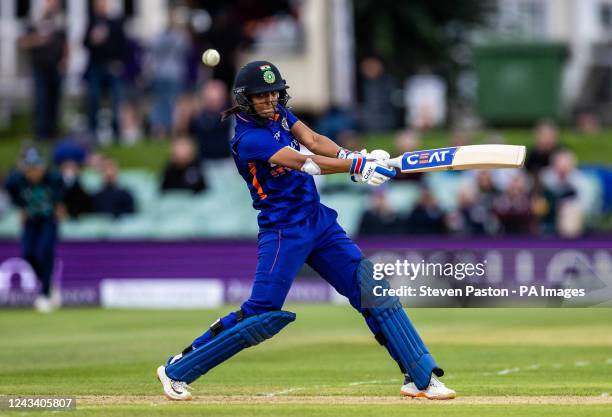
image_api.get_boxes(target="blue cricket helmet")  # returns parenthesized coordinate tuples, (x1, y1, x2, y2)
(233, 60, 290, 113)
(21, 146, 45, 168)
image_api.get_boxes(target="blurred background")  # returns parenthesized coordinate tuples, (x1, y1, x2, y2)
(0, 0, 611, 309)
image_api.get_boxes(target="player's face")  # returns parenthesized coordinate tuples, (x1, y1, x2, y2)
(250, 91, 279, 119)
(24, 166, 45, 184)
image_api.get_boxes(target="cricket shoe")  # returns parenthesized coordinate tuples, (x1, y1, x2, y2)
(33, 296, 54, 314)
(400, 374, 456, 400)
(156, 365, 193, 401)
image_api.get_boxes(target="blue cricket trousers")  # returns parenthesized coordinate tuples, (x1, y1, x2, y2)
(22, 217, 57, 297)
(192, 203, 363, 348)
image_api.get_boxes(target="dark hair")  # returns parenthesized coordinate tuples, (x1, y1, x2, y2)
(221, 104, 242, 122)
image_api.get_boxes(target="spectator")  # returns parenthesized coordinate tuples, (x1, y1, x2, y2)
(5, 147, 64, 313)
(358, 56, 399, 132)
(448, 187, 497, 236)
(540, 150, 587, 237)
(404, 68, 446, 130)
(52, 137, 89, 166)
(393, 129, 423, 183)
(83, 0, 127, 141)
(148, 9, 192, 139)
(18, 0, 68, 141)
(450, 129, 473, 147)
(474, 170, 499, 203)
(120, 37, 145, 144)
(58, 159, 93, 219)
(404, 187, 446, 234)
(574, 111, 601, 135)
(0, 176, 9, 217)
(161, 137, 207, 194)
(492, 173, 534, 234)
(358, 188, 403, 236)
(204, 8, 247, 89)
(119, 100, 143, 145)
(172, 94, 197, 137)
(525, 120, 562, 174)
(92, 159, 135, 218)
(190, 79, 231, 161)
(463, 170, 501, 235)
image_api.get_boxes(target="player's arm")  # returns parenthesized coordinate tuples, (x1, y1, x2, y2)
(291, 120, 391, 162)
(269, 147, 395, 186)
(270, 146, 349, 174)
(290, 121, 342, 158)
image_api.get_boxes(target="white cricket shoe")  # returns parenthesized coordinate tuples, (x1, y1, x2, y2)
(156, 365, 193, 401)
(33, 296, 54, 314)
(400, 375, 456, 400)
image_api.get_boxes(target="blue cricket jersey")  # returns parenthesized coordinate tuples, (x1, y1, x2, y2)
(230, 105, 320, 228)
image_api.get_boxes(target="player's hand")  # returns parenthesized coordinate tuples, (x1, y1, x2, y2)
(349, 156, 396, 186)
(337, 148, 367, 181)
(336, 148, 390, 161)
(364, 149, 391, 162)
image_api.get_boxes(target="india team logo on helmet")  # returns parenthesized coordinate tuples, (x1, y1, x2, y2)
(263, 70, 276, 84)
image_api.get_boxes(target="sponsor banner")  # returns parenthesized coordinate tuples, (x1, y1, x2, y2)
(0, 238, 611, 308)
(100, 279, 224, 309)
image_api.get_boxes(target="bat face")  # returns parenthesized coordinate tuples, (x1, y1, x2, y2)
(400, 147, 458, 171)
(387, 145, 526, 173)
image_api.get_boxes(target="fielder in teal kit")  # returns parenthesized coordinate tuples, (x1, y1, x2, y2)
(157, 61, 455, 401)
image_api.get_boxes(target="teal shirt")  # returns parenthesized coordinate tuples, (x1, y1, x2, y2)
(5, 169, 63, 219)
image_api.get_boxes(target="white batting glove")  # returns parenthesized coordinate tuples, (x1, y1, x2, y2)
(349, 156, 396, 186)
(336, 147, 362, 160)
(366, 149, 391, 161)
(337, 147, 366, 181)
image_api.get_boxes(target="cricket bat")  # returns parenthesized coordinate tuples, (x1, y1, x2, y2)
(385, 144, 526, 173)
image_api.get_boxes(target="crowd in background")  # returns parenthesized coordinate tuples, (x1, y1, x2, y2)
(2, 120, 593, 239)
(4, 134, 211, 221)
(355, 121, 590, 238)
(4, 0, 604, 239)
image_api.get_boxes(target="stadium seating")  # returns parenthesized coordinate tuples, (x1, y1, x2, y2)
(0, 168, 606, 239)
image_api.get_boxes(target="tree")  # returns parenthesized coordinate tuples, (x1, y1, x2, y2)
(353, 0, 495, 95)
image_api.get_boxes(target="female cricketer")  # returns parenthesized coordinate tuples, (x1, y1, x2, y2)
(157, 61, 455, 401)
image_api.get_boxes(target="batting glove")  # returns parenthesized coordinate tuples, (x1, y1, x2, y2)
(336, 147, 362, 160)
(363, 149, 391, 161)
(349, 156, 396, 186)
(337, 147, 366, 181)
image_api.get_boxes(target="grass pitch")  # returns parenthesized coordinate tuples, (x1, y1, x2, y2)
(0, 305, 611, 416)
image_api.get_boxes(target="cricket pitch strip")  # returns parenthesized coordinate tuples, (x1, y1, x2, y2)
(78, 395, 612, 406)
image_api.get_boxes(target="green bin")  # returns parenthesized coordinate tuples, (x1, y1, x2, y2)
(473, 42, 567, 124)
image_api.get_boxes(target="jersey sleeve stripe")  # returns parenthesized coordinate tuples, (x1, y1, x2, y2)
(248, 162, 268, 200)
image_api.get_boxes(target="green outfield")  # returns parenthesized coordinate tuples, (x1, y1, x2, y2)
(1, 306, 611, 416)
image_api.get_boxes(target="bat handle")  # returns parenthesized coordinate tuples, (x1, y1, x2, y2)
(385, 155, 402, 169)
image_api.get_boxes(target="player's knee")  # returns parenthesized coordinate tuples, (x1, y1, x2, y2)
(240, 303, 283, 318)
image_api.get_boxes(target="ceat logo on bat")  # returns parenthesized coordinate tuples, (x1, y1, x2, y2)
(401, 147, 458, 170)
